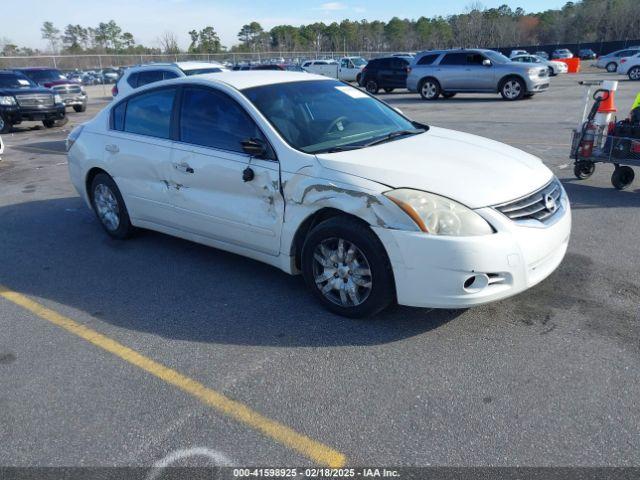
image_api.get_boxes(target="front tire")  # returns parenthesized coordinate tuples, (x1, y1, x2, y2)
(301, 216, 395, 318)
(73, 104, 87, 113)
(500, 77, 526, 101)
(0, 114, 12, 133)
(42, 119, 56, 128)
(90, 173, 135, 239)
(611, 166, 635, 190)
(419, 78, 441, 100)
(628, 67, 640, 81)
(574, 160, 595, 179)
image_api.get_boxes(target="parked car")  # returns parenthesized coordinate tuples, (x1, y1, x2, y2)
(101, 68, 120, 84)
(301, 57, 367, 83)
(617, 53, 640, 80)
(392, 52, 415, 58)
(511, 54, 568, 76)
(66, 71, 570, 317)
(17, 67, 88, 112)
(359, 56, 411, 94)
(596, 48, 640, 72)
(407, 49, 550, 101)
(552, 49, 574, 59)
(0, 70, 66, 133)
(535, 51, 549, 60)
(247, 63, 305, 72)
(112, 61, 227, 97)
(509, 49, 528, 58)
(578, 48, 597, 60)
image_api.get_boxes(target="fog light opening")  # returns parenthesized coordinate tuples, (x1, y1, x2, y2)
(463, 274, 489, 293)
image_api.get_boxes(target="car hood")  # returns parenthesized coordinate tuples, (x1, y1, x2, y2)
(0, 86, 53, 96)
(315, 126, 554, 209)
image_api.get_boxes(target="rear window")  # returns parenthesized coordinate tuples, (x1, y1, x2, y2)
(417, 54, 439, 65)
(183, 67, 223, 76)
(136, 70, 164, 87)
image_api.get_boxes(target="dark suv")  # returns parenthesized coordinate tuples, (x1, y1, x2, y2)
(358, 56, 411, 94)
(0, 70, 66, 133)
(17, 67, 88, 112)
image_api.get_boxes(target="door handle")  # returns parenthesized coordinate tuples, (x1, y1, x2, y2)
(105, 144, 119, 153)
(173, 162, 194, 174)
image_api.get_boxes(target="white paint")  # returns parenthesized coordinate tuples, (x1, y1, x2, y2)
(67, 72, 571, 310)
(146, 447, 234, 480)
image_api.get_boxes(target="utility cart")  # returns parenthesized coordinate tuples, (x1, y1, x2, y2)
(571, 81, 639, 190)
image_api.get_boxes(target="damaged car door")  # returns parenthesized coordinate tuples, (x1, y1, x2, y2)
(168, 86, 284, 255)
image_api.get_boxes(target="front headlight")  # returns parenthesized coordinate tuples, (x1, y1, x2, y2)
(0, 96, 17, 106)
(527, 68, 540, 76)
(384, 189, 494, 236)
(54, 94, 63, 104)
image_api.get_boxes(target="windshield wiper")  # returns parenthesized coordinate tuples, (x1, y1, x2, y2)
(363, 128, 425, 147)
(325, 145, 367, 153)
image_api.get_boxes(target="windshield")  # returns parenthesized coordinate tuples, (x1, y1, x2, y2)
(484, 51, 510, 64)
(0, 73, 36, 88)
(183, 67, 224, 76)
(25, 69, 66, 83)
(351, 57, 367, 67)
(243, 80, 422, 154)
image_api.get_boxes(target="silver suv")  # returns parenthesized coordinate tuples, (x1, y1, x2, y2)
(407, 49, 550, 101)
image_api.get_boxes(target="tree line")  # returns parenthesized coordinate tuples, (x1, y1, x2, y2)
(1, 0, 639, 57)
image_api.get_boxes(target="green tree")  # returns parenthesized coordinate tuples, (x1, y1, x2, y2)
(41, 21, 60, 53)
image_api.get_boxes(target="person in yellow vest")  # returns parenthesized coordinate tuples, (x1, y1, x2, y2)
(631, 91, 640, 124)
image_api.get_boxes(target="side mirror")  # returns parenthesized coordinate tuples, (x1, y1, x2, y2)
(482, 59, 492, 67)
(241, 138, 267, 158)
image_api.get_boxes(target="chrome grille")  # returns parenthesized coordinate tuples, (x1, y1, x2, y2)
(494, 179, 563, 224)
(52, 84, 82, 94)
(15, 93, 54, 107)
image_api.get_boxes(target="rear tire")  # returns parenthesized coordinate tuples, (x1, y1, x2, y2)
(365, 80, 379, 94)
(500, 77, 526, 101)
(419, 78, 441, 100)
(42, 119, 56, 128)
(606, 62, 617, 73)
(90, 173, 135, 239)
(301, 216, 395, 318)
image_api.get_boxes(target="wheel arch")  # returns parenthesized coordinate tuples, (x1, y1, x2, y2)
(85, 167, 111, 200)
(498, 74, 527, 92)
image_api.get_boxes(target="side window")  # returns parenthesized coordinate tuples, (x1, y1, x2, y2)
(179, 87, 264, 153)
(126, 72, 138, 88)
(467, 53, 485, 65)
(112, 102, 126, 131)
(163, 70, 180, 80)
(124, 88, 176, 139)
(417, 54, 438, 65)
(391, 58, 408, 69)
(377, 58, 391, 68)
(136, 70, 164, 87)
(439, 53, 467, 65)
(340, 59, 349, 68)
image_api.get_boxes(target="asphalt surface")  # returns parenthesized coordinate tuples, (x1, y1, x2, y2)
(0, 74, 639, 468)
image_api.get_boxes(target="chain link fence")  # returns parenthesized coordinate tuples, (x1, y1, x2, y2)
(0, 52, 399, 71)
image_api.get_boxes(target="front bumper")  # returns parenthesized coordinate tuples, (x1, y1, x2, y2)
(2, 104, 66, 123)
(373, 194, 571, 309)
(526, 76, 550, 93)
(60, 93, 87, 107)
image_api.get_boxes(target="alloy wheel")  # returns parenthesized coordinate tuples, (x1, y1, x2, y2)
(93, 183, 120, 231)
(312, 237, 372, 307)
(421, 81, 437, 99)
(630, 67, 640, 81)
(503, 80, 522, 100)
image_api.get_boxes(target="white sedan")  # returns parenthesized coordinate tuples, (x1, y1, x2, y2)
(511, 54, 568, 75)
(618, 53, 640, 80)
(67, 72, 571, 317)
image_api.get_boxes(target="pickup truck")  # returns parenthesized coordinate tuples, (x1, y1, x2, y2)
(301, 56, 367, 83)
(17, 67, 88, 112)
(0, 70, 66, 133)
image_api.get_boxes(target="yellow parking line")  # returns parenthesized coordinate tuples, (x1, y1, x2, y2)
(0, 285, 347, 468)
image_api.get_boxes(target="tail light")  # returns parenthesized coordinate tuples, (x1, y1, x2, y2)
(66, 125, 84, 151)
(621, 58, 627, 64)
(111, 84, 118, 96)
(632, 141, 640, 154)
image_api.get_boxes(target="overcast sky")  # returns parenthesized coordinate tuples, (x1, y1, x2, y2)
(4, 0, 567, 51)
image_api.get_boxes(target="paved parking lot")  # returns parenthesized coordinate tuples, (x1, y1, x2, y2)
(1, 74, 639, 468)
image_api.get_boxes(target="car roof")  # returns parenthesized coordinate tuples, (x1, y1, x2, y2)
(16, 67, 59, 71)
(174, 61, 225, 70)
(171, 71, 330, 90)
